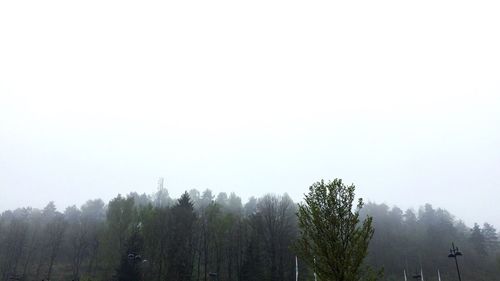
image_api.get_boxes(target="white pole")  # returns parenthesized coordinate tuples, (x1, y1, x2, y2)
(295, 256, 298, 281)
(420, 268, 424, 281)
(314, 257, 317, 281)
(404, 269, 408, 281)
(438, 269, 442, 281)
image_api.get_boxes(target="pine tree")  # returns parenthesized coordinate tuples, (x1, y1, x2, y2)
(168, 192, 196, 281)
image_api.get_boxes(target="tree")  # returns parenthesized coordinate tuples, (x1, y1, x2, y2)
(256, 194, 297, 281)
(64, 205, 88, 281)
(470, 223, 487, 255)
(295, 179, 380, 281)
(0, 210, 29, 281)
(482, 223, 499, 254)
(116, 229, 144, 281)
(153, 178, 173, 208)
(2, 188, 500, 280)
(101, 195, 136, 279)
(45, 212, 67, 280)
(167, 192, 196, 281)
(80, 199, 106, 278)
(31, 202, 67, 280)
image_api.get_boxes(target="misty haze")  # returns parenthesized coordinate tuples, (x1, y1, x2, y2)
(1, 0, 499, 281)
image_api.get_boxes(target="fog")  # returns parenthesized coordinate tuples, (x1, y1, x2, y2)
(1, 0, 499, 228)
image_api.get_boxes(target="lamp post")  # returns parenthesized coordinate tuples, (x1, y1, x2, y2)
(128, 253, 143, 263)
(448, 242, 463, 281)
(209, 272, 218, 281)
(128, 253, 146, 281)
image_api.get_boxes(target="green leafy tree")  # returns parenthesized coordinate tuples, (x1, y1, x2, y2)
(101, 195, 136, 279)
(295, 179, 380, 281)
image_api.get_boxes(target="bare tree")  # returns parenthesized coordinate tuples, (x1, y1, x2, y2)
(257, 194, 297, 281)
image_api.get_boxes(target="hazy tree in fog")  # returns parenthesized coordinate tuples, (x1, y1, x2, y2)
(128, 192, 152, 207)
(33, 202, 59, 280)
(63, 199, 106, 281)
(20, 208, 43, 278)
(101, 195, 136, 279)
(0, 209, 29, 281)
(195, 189, 215, 281)
(116, 228, 144, 281)
(45, 212, 66, 280)
(199, 189, 215, 209)
(360, 203, 405, 273)
(244, 197, 257, 217)
(154, 178, 173, 208)
(482, 223, 499, 254)
(216, 192, 228, 207)
(80, 199, 106, 277)
(1, 185, 500, 281)
(470, 223, 487, 255)
(256, 194, 297, 281)
(141, 203, 170, 281)
(65, 205, 87, 280)
(189, 189, 201, 209)
(167, 192, 196, 281)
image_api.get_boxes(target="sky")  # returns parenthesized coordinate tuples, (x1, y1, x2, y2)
(1, 0, 499, 228)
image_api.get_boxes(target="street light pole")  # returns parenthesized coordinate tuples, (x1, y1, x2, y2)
(412, 270, 422, 280)
(448, 242, 463, 281)
(128, 253, 145, 281)
(209, 272, 218, 281)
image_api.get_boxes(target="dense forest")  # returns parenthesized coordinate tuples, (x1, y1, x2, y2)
(0, 181, 499, 281)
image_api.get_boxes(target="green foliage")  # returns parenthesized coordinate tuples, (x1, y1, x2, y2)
(116, 230, 144, 281)
(295, 179, 380, 281)
(1, 186, 500, 281)
(101, 195, 137, 279)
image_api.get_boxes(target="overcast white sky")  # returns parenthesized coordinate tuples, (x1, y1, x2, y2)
(1, 0, 499, 227)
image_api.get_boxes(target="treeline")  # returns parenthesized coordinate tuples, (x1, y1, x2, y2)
(0, 184, 499, 281)
(361, 202, 500, 281)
